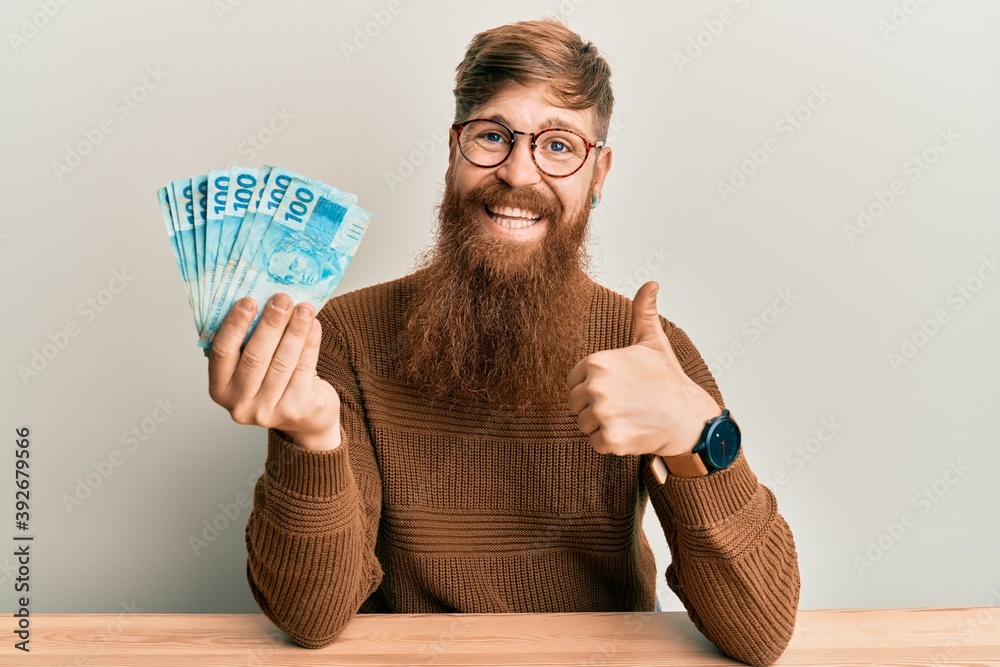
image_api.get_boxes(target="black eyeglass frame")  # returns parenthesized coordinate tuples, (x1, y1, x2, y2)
(450, 118, 606, 178)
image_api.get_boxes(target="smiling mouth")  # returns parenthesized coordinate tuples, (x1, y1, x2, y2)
(485, 204, 543, 230)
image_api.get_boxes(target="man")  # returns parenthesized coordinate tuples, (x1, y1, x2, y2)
(208, 19, 800, 667)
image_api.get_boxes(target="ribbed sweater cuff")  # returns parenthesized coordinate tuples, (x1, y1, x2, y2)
(659, 450, 760, 527)
(265, 426, 353, 499)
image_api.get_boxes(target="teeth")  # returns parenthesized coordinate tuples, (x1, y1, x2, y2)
(486, 205, 542, 230)
(494, 206, 539, 220)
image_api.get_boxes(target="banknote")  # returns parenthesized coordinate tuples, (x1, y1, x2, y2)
(219, 177, 372, 347)
(199, 166, 361, 348)
(205, 169, 230, 319)
(158, 187, 198, 330)
(167, 181, 202, 330)
(202, 167, 261, 340)
(157, 166, 372, 353)
(191, 174, 209, 319)
(184, 178, 207, 327)
(200, 165, 272, 346)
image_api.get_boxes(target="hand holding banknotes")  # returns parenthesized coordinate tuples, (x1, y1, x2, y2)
(156, 164, 372, 354)
(207, 293, 342, 451)
(157, 164, 372, 450)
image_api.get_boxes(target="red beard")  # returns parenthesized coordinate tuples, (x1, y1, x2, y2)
(400, 166, 596, 409)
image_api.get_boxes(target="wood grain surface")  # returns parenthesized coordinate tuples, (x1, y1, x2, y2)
(0, 607, 997, 665)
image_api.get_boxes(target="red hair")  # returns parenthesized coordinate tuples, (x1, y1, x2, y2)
(453, 19, 614, 141)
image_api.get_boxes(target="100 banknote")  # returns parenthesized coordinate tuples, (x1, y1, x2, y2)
(156, 165, 372, 353)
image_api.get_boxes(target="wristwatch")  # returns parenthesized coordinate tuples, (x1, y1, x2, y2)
(652, 409, 742, 482)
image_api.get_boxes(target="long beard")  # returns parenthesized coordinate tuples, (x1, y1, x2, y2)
(400, 167, 595, 409)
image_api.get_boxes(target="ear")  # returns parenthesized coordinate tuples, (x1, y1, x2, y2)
(592, 145, 612, 195)
(448, 127, 459, 168)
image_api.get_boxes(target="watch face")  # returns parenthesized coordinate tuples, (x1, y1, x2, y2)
(705, 418, 741, 469)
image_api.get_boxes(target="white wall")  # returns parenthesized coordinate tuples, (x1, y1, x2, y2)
(1, 0, 997, 615)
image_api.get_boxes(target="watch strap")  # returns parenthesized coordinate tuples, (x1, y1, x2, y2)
(661, 452, 709, 478)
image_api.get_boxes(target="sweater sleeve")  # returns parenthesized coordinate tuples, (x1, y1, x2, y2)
(244, 307, 383, 648)
(641, 320, 800, 667)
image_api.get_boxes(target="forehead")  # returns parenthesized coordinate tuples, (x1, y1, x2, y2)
(470, 81, 597, 137)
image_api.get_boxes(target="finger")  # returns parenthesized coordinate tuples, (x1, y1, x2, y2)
(255, 302, 316, 406)
(588, 428, 607, 454)
(208, 297, 257, 400)
(575, 406, 600, 436)
(566, 355, 590, 391)
(230, 293, 295, 397)
(632, 281, 670, 351)
(567, 380, 591, 415)
(284, 317, 323, 400)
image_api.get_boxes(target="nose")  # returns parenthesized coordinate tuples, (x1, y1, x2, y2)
(495, 134, 542, 188)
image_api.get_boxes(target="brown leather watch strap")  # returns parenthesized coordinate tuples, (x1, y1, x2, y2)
(662, 452, 709, 478)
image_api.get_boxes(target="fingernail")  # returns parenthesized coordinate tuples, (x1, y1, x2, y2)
(295, 304, 313, 319)
(240, 298, 255, 313)
(271, 294, 291, 312)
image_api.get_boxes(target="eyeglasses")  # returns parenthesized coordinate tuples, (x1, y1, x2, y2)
(451, 118, 605, 178)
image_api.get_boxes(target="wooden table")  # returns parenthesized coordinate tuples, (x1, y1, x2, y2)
(1, 607, 998, 665)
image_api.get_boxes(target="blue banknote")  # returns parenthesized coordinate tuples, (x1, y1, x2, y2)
(182, 178, 207, 326)
(157, 167, 371, 353)
(213, 177, 372, 347)
(203, 165, 272, 343)
(168, 181, 202, 330)
(205, 169, 230, 319)
(198, 166, 360, 348)
(158, 187, 198, 330)
(192, 174, 209, 320)
(207, 167, 260, 321)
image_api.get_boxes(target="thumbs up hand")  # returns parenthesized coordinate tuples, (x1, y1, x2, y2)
(566, 281, 722, 458)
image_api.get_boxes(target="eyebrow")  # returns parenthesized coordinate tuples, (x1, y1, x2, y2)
(486, 113, 586, 135)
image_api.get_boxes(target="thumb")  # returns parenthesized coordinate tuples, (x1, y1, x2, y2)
(632, 281, 669, 350)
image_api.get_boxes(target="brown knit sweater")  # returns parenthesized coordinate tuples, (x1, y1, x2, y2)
(244, 272, 800, 666)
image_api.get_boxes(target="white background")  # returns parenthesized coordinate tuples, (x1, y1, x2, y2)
(1, 0, 998, 615)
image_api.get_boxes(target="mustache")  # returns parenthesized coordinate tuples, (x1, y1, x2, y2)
(467, 182, 561, 221)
